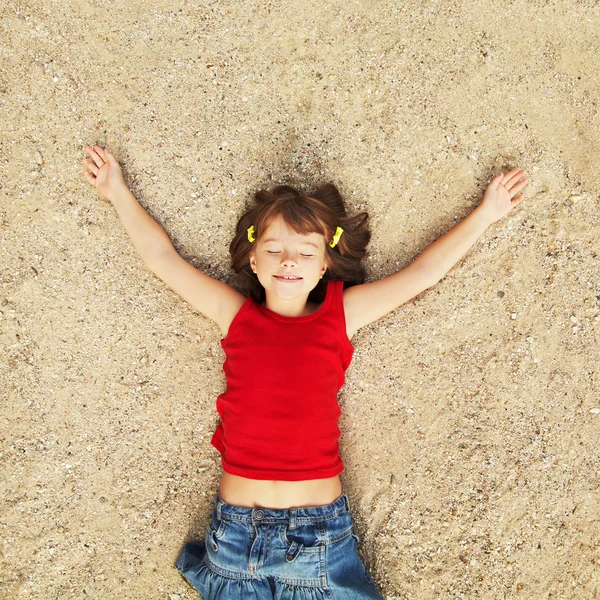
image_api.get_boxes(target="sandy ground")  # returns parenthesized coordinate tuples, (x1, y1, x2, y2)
(1, 0, 599, 598)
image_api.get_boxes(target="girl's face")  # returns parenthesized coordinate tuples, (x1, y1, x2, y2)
(249, 214, 328, 298)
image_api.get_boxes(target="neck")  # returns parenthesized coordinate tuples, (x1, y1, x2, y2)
(262, 291, 313, 317)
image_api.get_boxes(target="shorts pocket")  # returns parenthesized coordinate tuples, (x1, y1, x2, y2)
(209, 511, 227, 539)
(205, 515, 227, 552)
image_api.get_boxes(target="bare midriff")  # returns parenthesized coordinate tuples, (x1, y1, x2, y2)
(219, 471, 343, 509)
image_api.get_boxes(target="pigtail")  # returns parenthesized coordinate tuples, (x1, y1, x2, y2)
(310, 184, 371, 286)
(323, 210, 370, 286)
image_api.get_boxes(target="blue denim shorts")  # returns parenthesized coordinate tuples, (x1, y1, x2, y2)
(175, 491, 385, 599)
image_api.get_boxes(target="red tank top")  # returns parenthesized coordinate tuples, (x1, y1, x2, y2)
(210, 280, 355, 481)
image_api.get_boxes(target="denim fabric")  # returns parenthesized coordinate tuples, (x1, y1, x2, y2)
(175, 491, 385, 599)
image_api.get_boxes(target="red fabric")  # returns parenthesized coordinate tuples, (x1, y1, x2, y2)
(210, 280, 355, 481)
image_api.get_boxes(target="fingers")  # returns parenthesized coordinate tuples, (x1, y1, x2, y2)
(502, 168, 523, 179)
(84, 145, 105, 168)
(502, 169, 527, 189)
(82, 157, 99, 176)
(96, 145, 110, 162)
(508, 177, 528, 198)
(494, 169, 527, 198)
(504, 170, 528, 199)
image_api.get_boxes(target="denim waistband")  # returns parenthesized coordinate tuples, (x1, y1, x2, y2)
(215, 491, 351, 525)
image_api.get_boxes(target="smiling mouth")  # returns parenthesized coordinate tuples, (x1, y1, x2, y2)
(274, 275, 302, 281)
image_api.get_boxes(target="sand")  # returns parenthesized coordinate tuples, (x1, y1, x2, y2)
(1, 0, 599, 598)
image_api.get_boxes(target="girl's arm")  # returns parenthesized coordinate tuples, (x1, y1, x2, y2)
(82, 145, 244, 335)
(343, 169, 528, 337)
(412, 169, 528, 284)
(82, 145, 174, 267)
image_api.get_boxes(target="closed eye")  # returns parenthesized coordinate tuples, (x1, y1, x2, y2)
(267, 251, 314, 257)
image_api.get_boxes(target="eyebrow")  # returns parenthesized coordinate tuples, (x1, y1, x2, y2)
(262, 238, 320, 249)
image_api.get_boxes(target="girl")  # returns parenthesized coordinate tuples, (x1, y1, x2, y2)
(82, 145, 527, 599)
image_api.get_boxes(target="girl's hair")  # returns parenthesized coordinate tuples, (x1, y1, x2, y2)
(229, 183, 371, 304)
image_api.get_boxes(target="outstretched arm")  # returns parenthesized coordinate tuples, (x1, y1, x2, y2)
(82, 145, 175, 267)
(343, 169, 528, 338)
(413, 169, 528, 284)
(82, 144, 244, 335)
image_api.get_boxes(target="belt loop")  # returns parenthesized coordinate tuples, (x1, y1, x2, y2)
(288, 507, 297, 530)
(216, 497, 222, 521)
(343, 494, 350, 512)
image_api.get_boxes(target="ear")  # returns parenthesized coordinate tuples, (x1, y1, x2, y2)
(249, 251, 256, 273)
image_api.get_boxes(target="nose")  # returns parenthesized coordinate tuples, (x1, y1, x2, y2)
(281, 258, 298, 268)
(280, 252, 298, 267)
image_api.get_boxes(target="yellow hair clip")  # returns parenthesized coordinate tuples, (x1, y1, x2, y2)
(329, 226, 344, 248)
(247, 225, 256, 243)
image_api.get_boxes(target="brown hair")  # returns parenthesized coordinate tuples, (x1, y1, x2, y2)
(229, 183, 371, 304)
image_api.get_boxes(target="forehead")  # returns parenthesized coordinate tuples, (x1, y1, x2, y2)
(261, 215, 324, 247)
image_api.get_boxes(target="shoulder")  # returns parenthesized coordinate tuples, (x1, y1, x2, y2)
(326, 280, 355, 340)
(340, 283, 360, 340)
(218, 290, 249, 339)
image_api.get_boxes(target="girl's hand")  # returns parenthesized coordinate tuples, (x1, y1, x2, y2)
(82, 145, 127, 203)
(478, 168, 528, 225)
